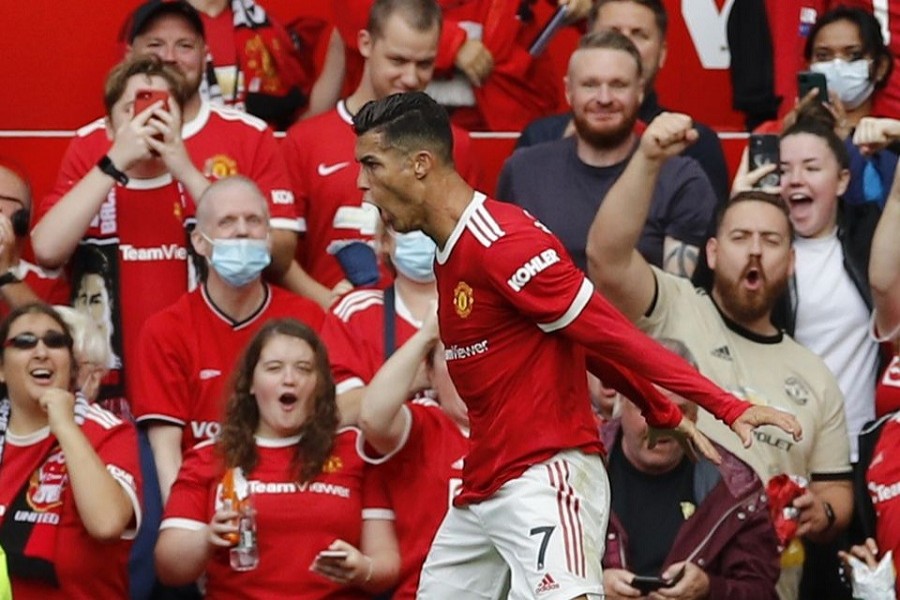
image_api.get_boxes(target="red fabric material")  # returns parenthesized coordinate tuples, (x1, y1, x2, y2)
(766, 474, 807, 546)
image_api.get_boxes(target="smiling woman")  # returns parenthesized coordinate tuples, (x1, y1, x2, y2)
(155, 318, 400, 599)
(0, 302, 141, 599)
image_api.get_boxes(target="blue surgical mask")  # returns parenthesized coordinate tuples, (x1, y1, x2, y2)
(810, 58, 874, 110)
(202, 233, 271, 287)
(392, 230, 436, 283)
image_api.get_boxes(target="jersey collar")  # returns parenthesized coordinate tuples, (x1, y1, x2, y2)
(436, 191, 486, 265)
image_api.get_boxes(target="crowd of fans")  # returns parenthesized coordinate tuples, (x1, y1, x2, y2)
(0, 0, 899, 599)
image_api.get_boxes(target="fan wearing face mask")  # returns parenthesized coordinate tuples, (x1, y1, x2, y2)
(754, 7, 896, 210)
(320, 225, 438, 426)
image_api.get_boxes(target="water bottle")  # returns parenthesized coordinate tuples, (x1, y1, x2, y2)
(229, 498, 259, 571)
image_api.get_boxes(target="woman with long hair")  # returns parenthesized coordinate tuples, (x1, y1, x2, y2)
(0, 303, 141, 599)
(155, 318, 399, 598)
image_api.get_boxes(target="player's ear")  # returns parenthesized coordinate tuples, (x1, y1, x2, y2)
(412, 150, 434, 180)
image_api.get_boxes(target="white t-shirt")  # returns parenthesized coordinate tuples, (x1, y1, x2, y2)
(794, 230, 877, 462)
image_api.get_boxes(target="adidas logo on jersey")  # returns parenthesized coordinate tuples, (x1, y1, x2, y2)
(710, 345, 732, 361)
(535, 573, 560, 594)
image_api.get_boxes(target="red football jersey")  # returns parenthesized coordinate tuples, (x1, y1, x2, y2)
(320, 288, 421, 394)
(867, 412, 900, 597)
(435, 193, 748, 505)
(876, 354, 900, 417)
(133, 283, 325, 451)
(362, 400, 467, 600)
(162, 429, 389, 599)
(41, 102, 298, 230)
(0, 257, 70, 320)
(0, 405, 141, 600)
(282, 100, 482, 288)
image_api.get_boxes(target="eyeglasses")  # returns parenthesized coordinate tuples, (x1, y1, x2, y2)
(3, 331, 72, 350)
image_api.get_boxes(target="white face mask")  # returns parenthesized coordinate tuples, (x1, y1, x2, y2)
(810, 58, 874, 110)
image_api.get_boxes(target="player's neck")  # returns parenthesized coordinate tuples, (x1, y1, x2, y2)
(575, 133, 636, 168)
(423, 171, 474, 250)
(394, 276, 436, 322)
(345, 72, 378, 116)
(845, 100, 872, 129)
(188, 0, 228, 17)
(205, 274, 267, 321)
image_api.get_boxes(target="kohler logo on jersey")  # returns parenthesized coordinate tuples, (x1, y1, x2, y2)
(119, 243, 188, 262)
(507, 249, 560, 292)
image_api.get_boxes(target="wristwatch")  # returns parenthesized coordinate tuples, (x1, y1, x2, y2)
(0, 270, 20, 288)
(97, 155, 129, 186)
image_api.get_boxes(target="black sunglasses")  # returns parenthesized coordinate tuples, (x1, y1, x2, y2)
(3, 331, 72, 350)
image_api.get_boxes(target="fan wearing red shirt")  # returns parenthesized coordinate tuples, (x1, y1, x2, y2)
(352, 91, 801, 599)
(155, 319, 399, 598)
(282, 0, 482, 292)
(132, 177, 324, 503)
(0, 304, 141, 600)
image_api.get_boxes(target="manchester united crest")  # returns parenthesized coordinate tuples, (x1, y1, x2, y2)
(204, 154, 239, 179)
(27, 447, 68, 512)
(322, 455, 343, 473)
(453, 282, 474, 318)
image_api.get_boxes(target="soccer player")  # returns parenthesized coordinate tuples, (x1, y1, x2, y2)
(352, 91, 801, 599)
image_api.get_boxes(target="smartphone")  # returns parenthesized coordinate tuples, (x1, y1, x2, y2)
(317, 550, 349, 560)
(630, 566, 685, 595)
(748, 134, 780, 188)
(797, 71, 828, 103)
(134, 89, 170, 116)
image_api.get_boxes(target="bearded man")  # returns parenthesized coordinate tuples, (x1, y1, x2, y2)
(586, 111, 853, 600)
(496, 30, 716, 278)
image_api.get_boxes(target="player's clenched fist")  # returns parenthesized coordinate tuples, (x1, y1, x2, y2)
(639, 112, 698, 162)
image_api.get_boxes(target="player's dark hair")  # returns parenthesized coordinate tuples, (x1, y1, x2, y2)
(589, 0, 668, 37)
(804, 6, 893, 89)
(716, 191, 794, 239)
(218, 319, 338, 483)
(353, 91, 454, 164)
(104, 54, 190, 116)
(577, 30, 644, 79)
(781, 107, 851, 170)
(367, 0, 442, 40)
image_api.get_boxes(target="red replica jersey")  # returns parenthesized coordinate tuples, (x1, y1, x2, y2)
(133, 284, 325, 451)
(0, 405, 141, 600)
(867, 412, 900, 597)
(39, 174, 197, 401)
(876, 354, 900, 417)
(42, 102, 298, 231)
(362, 400, 467, 600)
(162, 429, 389, 599)
(320, 288, 421, 394)
(282, 100, 482, 288)
(435, 193, 748, 505)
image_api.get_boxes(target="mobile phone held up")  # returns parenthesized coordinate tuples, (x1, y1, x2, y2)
(797, 71, 828, 104)
(134, 89, 170, 116)
(748, 134, 780, 188)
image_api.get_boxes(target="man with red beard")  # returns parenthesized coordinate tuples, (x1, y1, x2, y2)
(587, 112, 853, 600)
(497, 31, 715, 278)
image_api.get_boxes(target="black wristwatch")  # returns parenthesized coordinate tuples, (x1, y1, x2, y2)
(97, 155, 129, 186)
(0, 270, 20, 288)
(823, 500, 836, 530)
